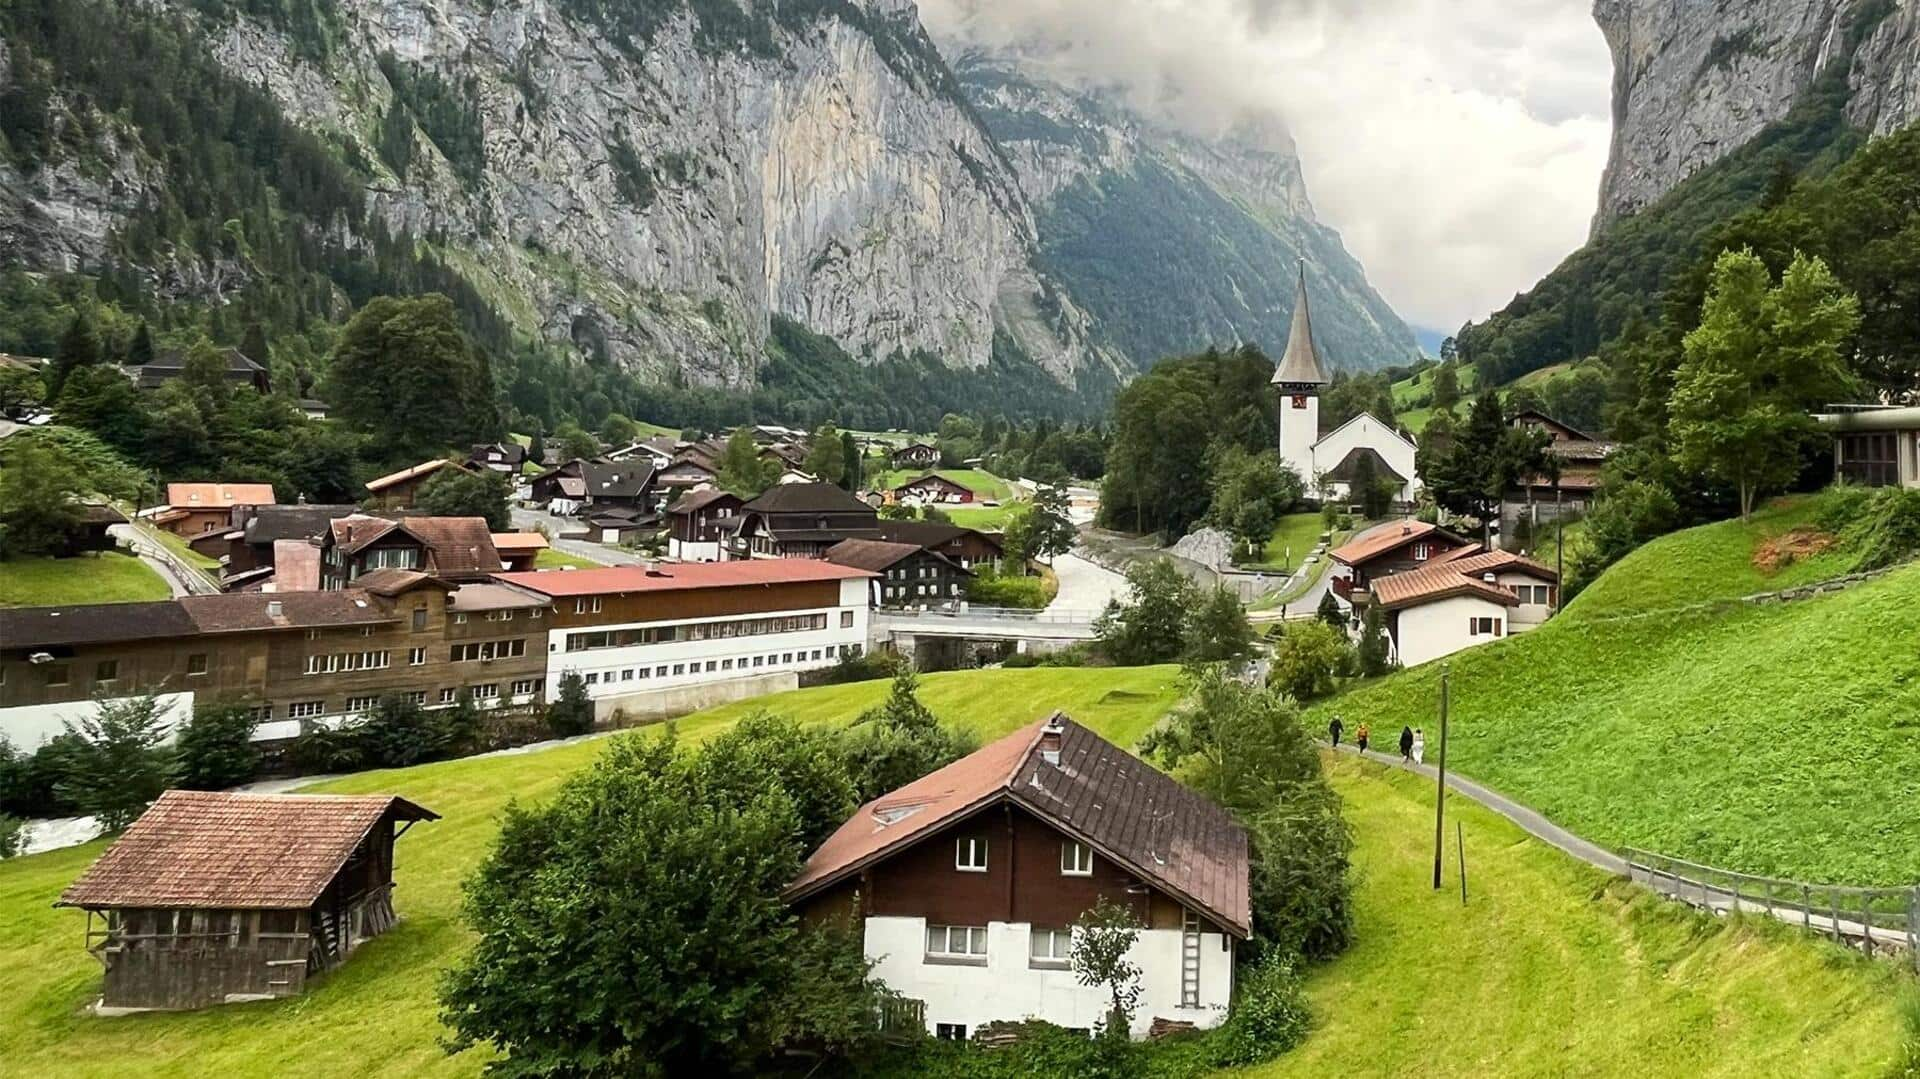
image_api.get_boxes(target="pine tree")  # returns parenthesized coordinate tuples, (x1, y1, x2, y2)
(240, 321, 271, 368)
(48, 312, 102, 396)
(126, 321, 155, 368)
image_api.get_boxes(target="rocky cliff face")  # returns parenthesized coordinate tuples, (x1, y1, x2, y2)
(957, 55, 1417, 371)
(1593, 0, 1920, 231)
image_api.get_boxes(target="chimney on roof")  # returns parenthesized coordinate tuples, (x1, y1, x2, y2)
(1402, 524, 1411, 535)
(1482, 572, 1497, 583)
(1039, 718, 1065, 766)
(267, 600, 284, 618)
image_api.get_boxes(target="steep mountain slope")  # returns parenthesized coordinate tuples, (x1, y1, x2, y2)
(0, 0, 1120, 393)
(1593, 0, 1919, 230)
(956, 55, 1418, 372)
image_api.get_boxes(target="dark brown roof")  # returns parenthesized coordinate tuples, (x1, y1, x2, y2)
(787, 716, 1250, 937)
(329, 515, 503, 577)
(823, 538, 952, 573)
(666, 488, 743, 515)
(242, 504, 359, 546)
(1321, 446, 1408, 487)
(875, 519, 1002, 554)
(0, 602, 196, 650)
(349, 569, 453, 597)
(78, 503, 128, 526)
(179, 591, 394, 632)
(57, 790, 437, 910)
(895, 473, 975, 494)
(744, 482, 877, 516)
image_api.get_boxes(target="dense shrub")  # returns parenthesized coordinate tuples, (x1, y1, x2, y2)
(1001, 641, 1100, 669)
(170, 700, 260, 790)
(1267, 621, 1353, 703)
(292, 695, 478, 773)
(1205, 953, 1311, 1066)
(1821, 485, 1920, 571)
(56, 695, 172, 831)
(839, 671, 977, 805)
(965, 568, 1050, 609)
(545, 671, 595, 738)
(802, 648, 907, 687)
(0, 813, 20, 858)
(1564, 479, 1680, 598)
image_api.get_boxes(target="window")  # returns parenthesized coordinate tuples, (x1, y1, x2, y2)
(722, 658, 734, 670)
(585, 672, 600, 685)
(1061, 841, 1092, 876)
(484, 610, 514, 622)
(472, 684, 499, 700)
(94, 660, 118, 683)
(925, 925, 988, 961)
(840, 611, 855, 628)
(452, 640, 527, 662)
(358, 626, 375, 638)
(440, 688, 458, 704)
(935, 1024, 968, 1042)
(573, 597, 604, 614)
(186, 653, 208, 676)
(304, 629, 321, 641)
(1468, 617, 1503, 637)
(346, 696, 376, 714)
(412, 607, 428, 631)
(409, 647, 427, 666)
(751, 656, 763, 668)
(529, 609, 544, 620)
(288, 700, 325, 719)
(955, 837, 988, 872)
(655, 666, 668, 677)
(45, 663, 70, 687)
(621, 669, 635, 681)
(781, 653, 792, 664)
(705, 660, 717, 672)
(401, 691, 427, 706)
(453, 613, 468, 625)
(512, 678, 542, 697)
(1412, 542, 1433, 561)
(1030, 928, 1072, 966)
(672, 663, 686, 675)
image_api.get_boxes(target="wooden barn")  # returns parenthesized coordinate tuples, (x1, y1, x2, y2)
(56, 790, 437, 1012)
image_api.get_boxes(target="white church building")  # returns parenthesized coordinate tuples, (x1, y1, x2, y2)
(1272, 267, 1420, 505)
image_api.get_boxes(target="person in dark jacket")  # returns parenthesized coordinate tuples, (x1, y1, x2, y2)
(1399, 725, 1415, 762)
(1329, 715, 1344, 747)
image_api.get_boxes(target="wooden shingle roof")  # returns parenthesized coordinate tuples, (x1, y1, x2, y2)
(786, 715, 1251, 937)
(57, 791, 437, 910)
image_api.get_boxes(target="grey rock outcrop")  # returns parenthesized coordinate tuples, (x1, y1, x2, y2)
(1593, 0, 1920, 231)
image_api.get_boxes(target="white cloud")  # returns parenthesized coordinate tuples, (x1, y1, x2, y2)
(919, 0, 1614, 333)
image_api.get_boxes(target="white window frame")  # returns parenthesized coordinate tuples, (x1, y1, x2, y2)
(409, 647, 427, 666)
(288, 700, 324, 720)
(346, 696, 377, 714)
(1029, 928, 1072, 967)
(925, 925, 988, 961)
(1061, 840, 1093, 876)
(955, 837, 988, 873)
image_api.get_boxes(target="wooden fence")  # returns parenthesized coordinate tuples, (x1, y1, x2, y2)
(1624, 848, 1919, 972)
(876, 996, 926, 1043)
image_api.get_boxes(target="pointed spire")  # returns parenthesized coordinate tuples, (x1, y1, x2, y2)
(1272, 261, 1330, 388)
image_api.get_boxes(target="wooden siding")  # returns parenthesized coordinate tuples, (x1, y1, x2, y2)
(543, 579, 845, 630)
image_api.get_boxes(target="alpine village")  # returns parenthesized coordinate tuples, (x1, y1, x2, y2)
(0, 1, 1917, 1076)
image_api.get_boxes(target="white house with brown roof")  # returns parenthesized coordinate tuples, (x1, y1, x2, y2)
(786, 715, 1248, 1040)
(1371, 550, 1559, 667)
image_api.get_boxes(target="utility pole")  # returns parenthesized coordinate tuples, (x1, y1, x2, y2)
(1554, 484, 1564, 616)
(1432, 664, 1450, 891)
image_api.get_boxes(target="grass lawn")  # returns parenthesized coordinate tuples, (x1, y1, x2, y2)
(1305, 562, 1920, 883)
(876, 468, 1018, 503)
(1254, 512, 1328, 568)
(531, 548, 599, 570)
(1248, 754, 1912, 1078)
(1526, 516, 1587, 573)
(1391, 362, 1478, 409)
(143, 525, 221, 571)
(1563, 492, 1859, 620)
(0, 553, 171, 607)
(1, 663, 1910, 1075)
(945, 504, 1016, 531)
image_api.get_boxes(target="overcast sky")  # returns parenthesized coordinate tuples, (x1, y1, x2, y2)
(920, 0, 1614, 335)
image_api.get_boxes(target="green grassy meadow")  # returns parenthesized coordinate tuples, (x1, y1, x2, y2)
(0, 553, 171, 607)
(1307, 561, 1920, 883)
(944, 504, 1017, 531)
(878, 468, 1018, 502)
(531, 548, 600, 570)
(0, 661, 1911, 1076)
(1255, 512, 1327, 568)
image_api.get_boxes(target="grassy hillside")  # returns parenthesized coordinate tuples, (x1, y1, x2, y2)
(3, 662, 1909, 1076)
(876, 468, 1018, 502)
(1254, 756, 1913, 1078)
(1307, 561, 1920, 884)
(1562, 492, 1860, 620)
(0, 554, 170, 607)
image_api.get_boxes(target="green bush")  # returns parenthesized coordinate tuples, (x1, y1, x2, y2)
(803, 648, 906, 687)
(966, 568, 1050, 609)
(170, 699, 259, 790)
(1821, 485, 1920, 572)
(545, 671, 594, 738)
(0, 814, 22, 859)
(1206, 953, 1311, 1067)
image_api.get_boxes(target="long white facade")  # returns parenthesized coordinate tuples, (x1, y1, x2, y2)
(863, 916, 1233, 1039)
(546, 578, 871, 703)
(1, 691, 195, 751)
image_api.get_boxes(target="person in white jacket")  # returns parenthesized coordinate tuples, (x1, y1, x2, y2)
(1411, 728, 1426, 766)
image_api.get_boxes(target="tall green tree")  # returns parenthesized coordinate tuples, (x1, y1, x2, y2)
(125, 321, 155, 368)
(1094, 559, 1200, 666)
(0, 366, 45, 420)
(0, 440, 87, 557)
(802, 423, 845, 485)
(325, 294, 500, 459)
(47, 312, 102, 396)
(170, 699, 259, 791)
(1208, 447, 1303, 559)
(1671, 249, 1860, 520)
(717, 427, 779, 497)
(1430, 361, 1461, 411)
(53, 364, 146, 455)
(57, 694, 172, 831)
(838, 431, 860, 492)
(416, 465, 511, 530)
(1184, 586, 1255, 665)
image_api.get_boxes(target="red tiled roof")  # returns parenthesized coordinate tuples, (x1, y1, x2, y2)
(1329, 520, 1472, 568)
(166, 483, 277, 509)
(490, 532, 549, 552)
(786, 716, 1251, 938)
(492, 558, 875, 597)
(1370, 550, 1556, 611)
(57, 791, 437, 910)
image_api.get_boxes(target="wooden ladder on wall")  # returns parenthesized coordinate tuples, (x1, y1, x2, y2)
(1180, 910, 1202, 1008)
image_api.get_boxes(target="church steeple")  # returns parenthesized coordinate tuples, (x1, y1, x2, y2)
(1271, 262, 1330, 390)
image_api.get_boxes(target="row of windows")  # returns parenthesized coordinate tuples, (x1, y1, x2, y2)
(304, 650, 391, 675)
(882, 583, 964, 601)
(954, 837, 1092, 876)
(1512, 584, 1554, 606)
(565, 612, 839, 653)
(451, 639, 528, 662)
(274, 680, 546, 721)
(450, 609, 543, 625)
(884, 565, 946, 580)
(577, 646, 856, 689)
(924, 925, 1075, 966)
(27, 652, 207, 689)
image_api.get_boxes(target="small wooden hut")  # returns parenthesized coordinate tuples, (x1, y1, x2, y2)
(56, 790, 438, 1012)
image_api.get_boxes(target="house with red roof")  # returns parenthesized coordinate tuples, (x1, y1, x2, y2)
(1370, 549, 1560, 666)
(786, 714, 1248, 1040)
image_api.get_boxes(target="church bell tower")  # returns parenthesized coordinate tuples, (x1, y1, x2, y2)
(1272, 263, 1330, 488)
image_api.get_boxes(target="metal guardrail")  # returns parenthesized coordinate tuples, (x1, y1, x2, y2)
(122, 520, 223, 595)
(1624, 847, 1919, 971)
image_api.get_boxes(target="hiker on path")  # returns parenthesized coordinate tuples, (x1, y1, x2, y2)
(1412, 728, 1426, 765)
(1399, 725, 1415, 762)
(1329, 716, 1344, 747)
(1356, 723, 1370, 753)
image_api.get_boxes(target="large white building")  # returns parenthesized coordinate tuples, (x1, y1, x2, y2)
(492, 560, 876, 721)
(1272, 267, 1420, 505)
(786, 716, 1249, 1040)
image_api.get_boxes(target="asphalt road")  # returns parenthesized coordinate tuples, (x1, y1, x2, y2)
(1045, 552, 1130, 616)
(510, 507, 648, 567)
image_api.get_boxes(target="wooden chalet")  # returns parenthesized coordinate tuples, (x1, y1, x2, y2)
(364, 459, 471, 512)
(875, 519, 1004, 570)
(665, 487, 747, 562)
(467, 442, 529, 475)
(1502, 411, 1617, 548)
(58, 503, 126, 557)
(1816, 405, 1920, 489)
(56, 791, 437, 1012)
(894, 473, 977, 505)
(320, 515, 503, 589)
(1329, 520, 1476, 602)
(223, 503, 358, 577)
(890, 442, 941, 469)
(726, 482, 880, 560)
(825, 538, 972, 608)
(528, 458, 656, 515)
(157, 483, 277, 539)
(490, 531, 549, 572)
